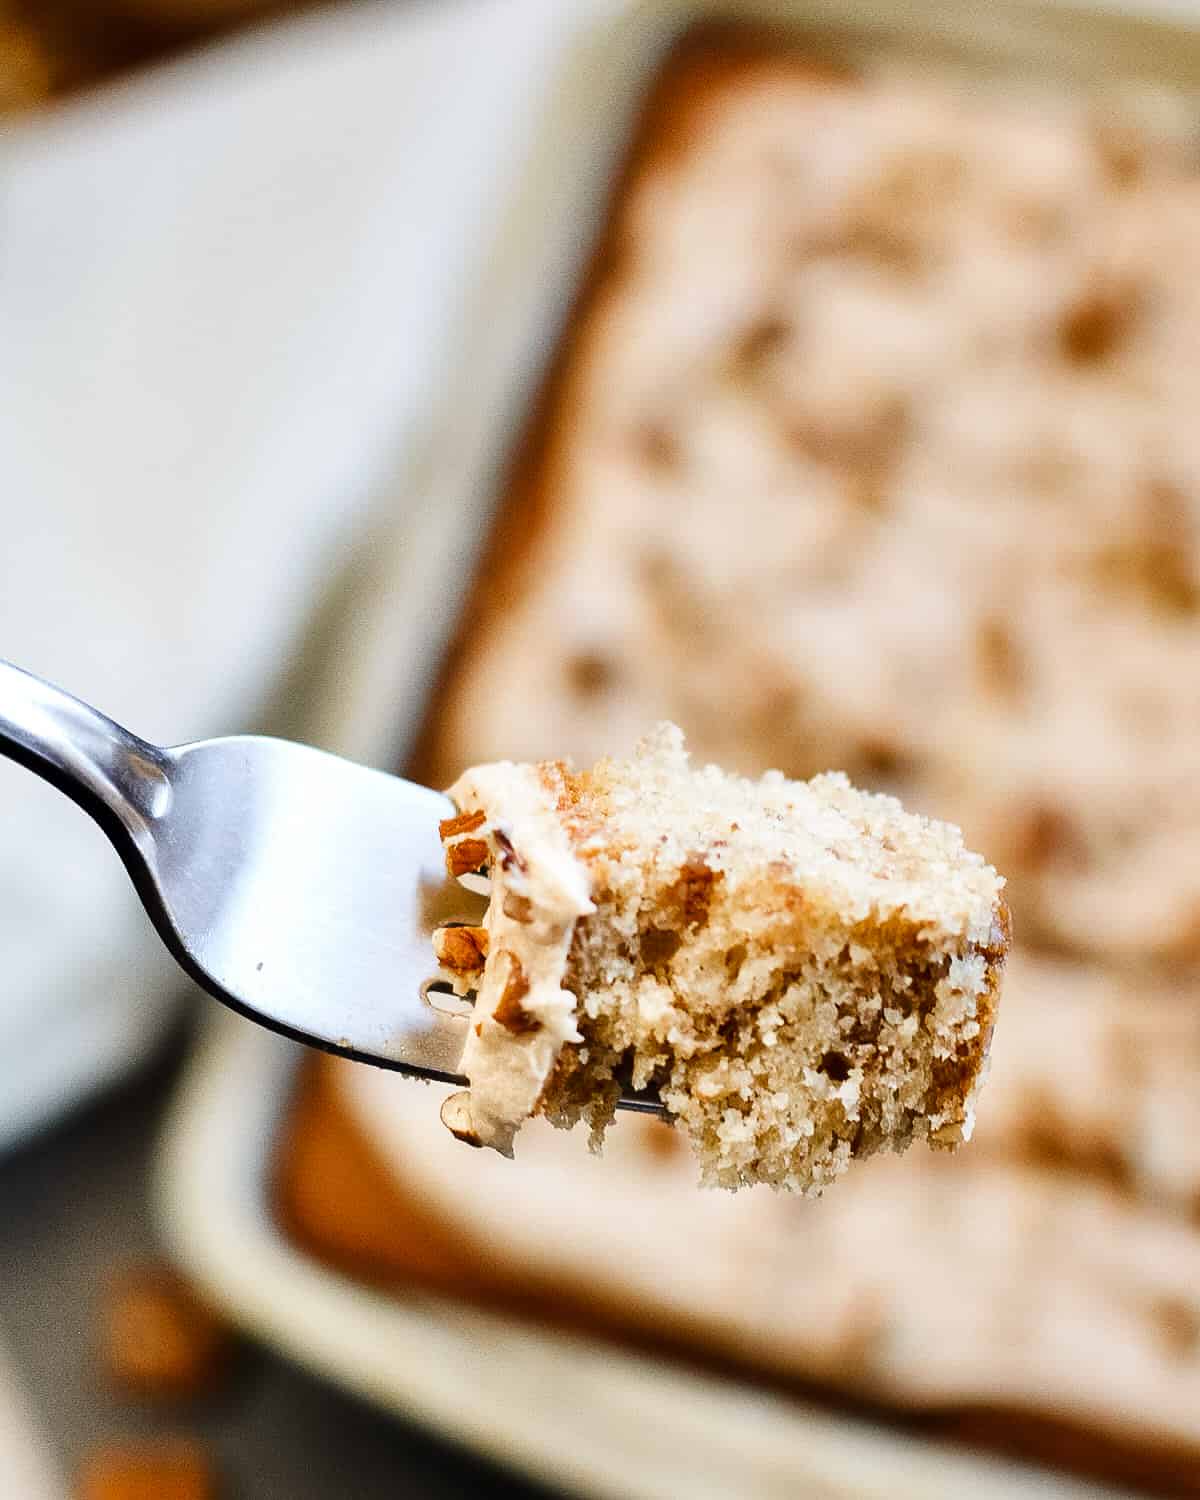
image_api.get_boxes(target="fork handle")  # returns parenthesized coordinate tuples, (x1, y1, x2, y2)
(0, 659, 170, 852)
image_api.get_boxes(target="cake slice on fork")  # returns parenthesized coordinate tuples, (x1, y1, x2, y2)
(435, 724, 1009, 1192)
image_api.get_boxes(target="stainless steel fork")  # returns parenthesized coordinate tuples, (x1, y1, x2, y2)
(0, 658, 664, 1113)
(0, 656, 479, 1080)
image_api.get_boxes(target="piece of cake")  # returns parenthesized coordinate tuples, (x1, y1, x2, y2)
(434, 724, 1008, 1191)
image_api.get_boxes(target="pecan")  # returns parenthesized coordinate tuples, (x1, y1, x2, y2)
(440, 1091, 483, 1148)
(445, 838, 489, 878)
(433, 925, 488, 973)
(438, 808, 485, 840)
(493, 955, 540, 1035)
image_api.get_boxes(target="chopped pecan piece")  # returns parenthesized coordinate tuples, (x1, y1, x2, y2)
(433, 925, 489, 974)
(445, 838, 490, 878)
(493, 955, 541, 1035)
(440, 1091, 483, 1148)
(438, 808, 485, 840)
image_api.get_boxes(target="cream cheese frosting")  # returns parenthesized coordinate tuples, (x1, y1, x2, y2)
(438, 763, 594, 1155)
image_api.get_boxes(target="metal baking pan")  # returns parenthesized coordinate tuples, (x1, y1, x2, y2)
(156, 0, 1200, 1494)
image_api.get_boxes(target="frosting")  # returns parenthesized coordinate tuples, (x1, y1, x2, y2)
(440, 763, 594, 1155)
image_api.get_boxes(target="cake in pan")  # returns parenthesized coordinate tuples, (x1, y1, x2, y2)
(279, 950, 1200, 1497)
(426, 33, 1200, 968)
(278, 25, 1200, 1496)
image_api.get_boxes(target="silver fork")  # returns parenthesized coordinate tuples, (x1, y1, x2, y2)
(0, 660, 661, 1113)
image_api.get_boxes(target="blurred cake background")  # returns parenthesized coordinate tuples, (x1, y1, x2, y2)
(3, 2, 1200, 1497)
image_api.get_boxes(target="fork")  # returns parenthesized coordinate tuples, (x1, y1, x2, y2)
(0, 657, 662, 1112)
(0, 656, 475, 1080)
